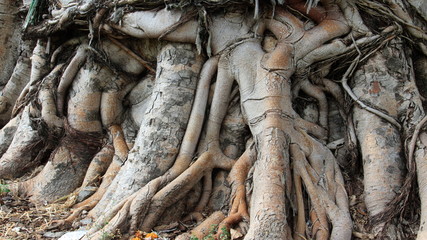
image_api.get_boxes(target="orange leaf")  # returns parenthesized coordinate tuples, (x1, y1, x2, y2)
(135, 230, 145, 238)
(144, 232, 159, 239)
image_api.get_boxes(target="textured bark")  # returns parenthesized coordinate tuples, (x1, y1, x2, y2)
(91, 43, 203, 217)
(352, 50, 405, 234)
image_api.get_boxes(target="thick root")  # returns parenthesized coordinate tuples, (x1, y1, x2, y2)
(90, 43, 203, 216)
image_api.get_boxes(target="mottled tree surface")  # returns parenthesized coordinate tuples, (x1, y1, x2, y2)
(0, 0, 427, 239)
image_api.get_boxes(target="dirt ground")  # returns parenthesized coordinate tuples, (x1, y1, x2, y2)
(0, 194, 73, 240)
(0, 170, 418, 240)
(0, 192, 196, 240)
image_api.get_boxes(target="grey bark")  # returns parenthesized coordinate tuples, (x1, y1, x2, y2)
(91, 43, 203, 216)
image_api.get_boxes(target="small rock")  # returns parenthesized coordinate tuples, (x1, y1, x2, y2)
(10, 217, 20, 222)
(230, 228, 243, 240)
(72, 221, 81, 229)
(58, 230, 87, 240)
(43, 231, 65, 238)
(0, 205, 11, 213)
(77, 187, 98, 202)
(80, 218, 92, 225)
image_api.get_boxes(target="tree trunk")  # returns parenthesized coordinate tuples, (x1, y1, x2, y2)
(1, 1, 427, 239)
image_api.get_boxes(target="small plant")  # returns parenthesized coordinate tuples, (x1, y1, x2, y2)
(100, 231, 115, 240)
(0, 184, 10, 194)
(189, 235, 199, 240)
(99, 223, 121, 240)
(219, 226, 231, 240)
(201, 224, 218, 240)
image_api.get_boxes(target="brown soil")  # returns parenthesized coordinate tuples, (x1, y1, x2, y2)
(0, 193, 72, 240)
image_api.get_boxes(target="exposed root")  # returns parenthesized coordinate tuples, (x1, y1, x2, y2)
(12, 40, 50, 117)
(86, 53, 233, 238)
(3, 1, 424, 239)
(183, 172, 213, 223)
(50, 125, 128, 229)
(56, 44, 88, 116)
(300, 79, 329, 130)
(39, 63, 65, 130)
(79, 144, 114, 193)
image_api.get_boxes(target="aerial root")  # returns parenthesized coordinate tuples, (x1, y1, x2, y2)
(56, 44, 88, 116)
(216, 146, 255, 238)
(300, 80, 329, 129)
(182, 172, 213, 223)
(291, 143, 330, 240)
(292, 140, 352, 239)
